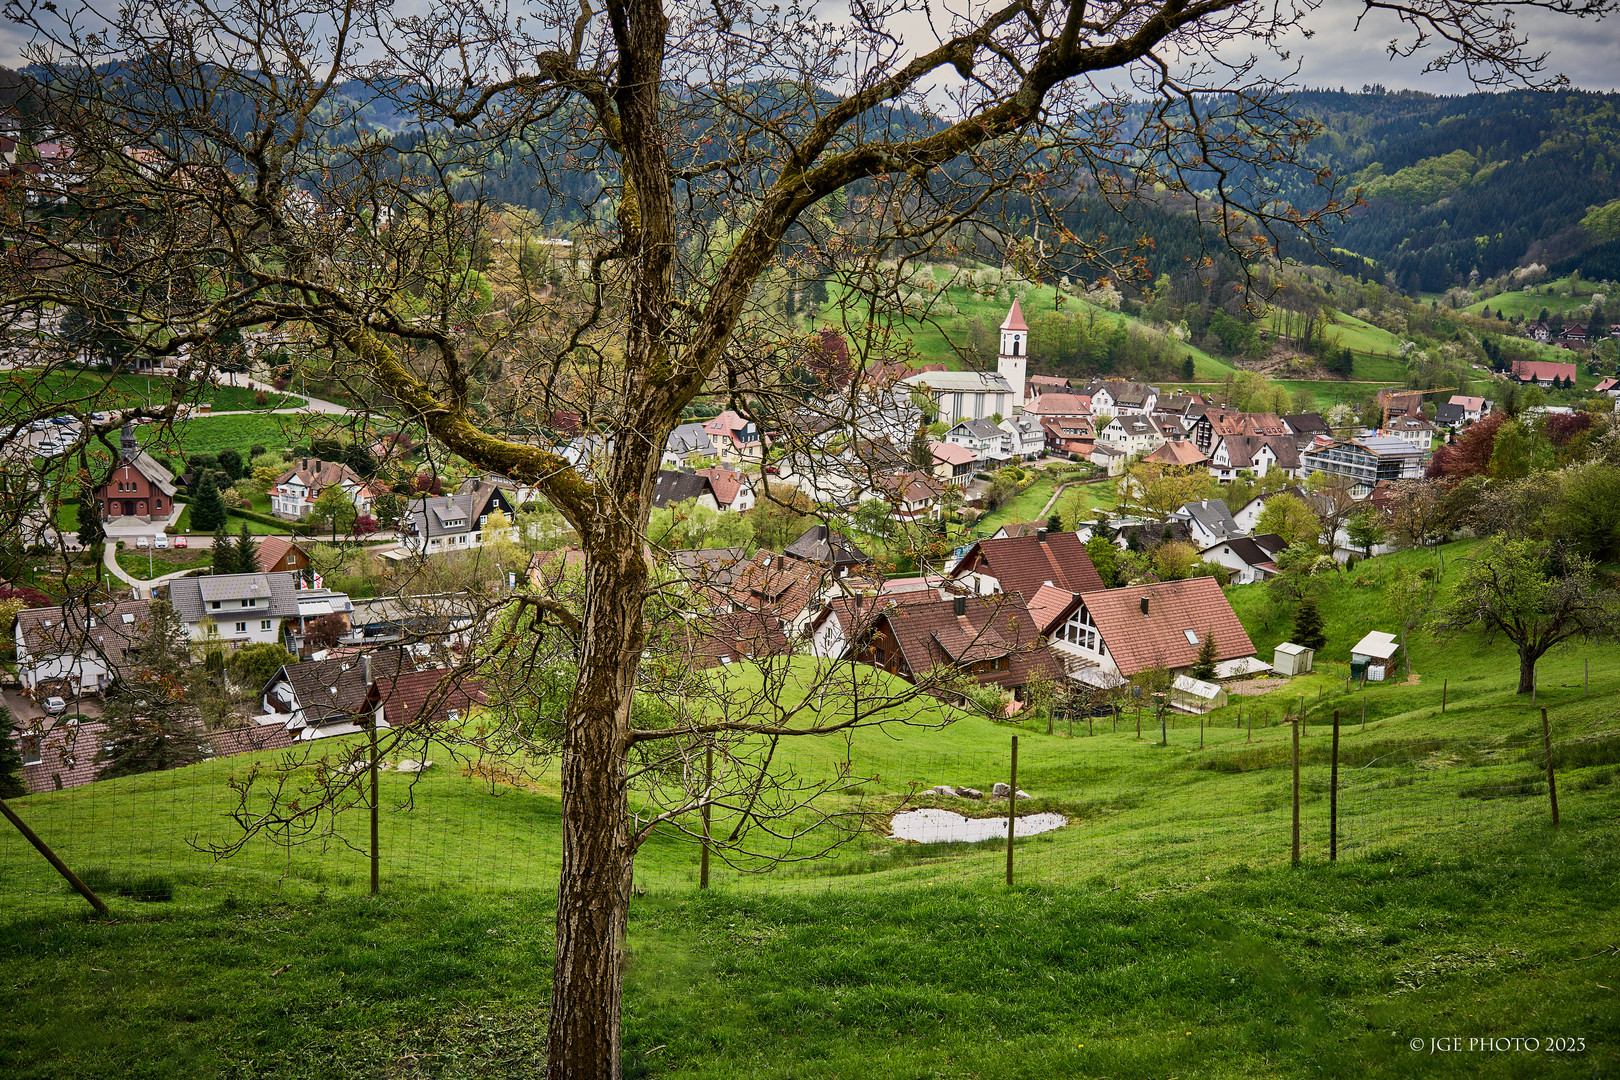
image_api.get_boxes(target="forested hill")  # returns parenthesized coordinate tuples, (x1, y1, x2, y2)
(1283, 89, 1620, 291)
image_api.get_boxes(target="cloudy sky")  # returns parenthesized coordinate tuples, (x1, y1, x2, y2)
(0, 1, 1614, 94)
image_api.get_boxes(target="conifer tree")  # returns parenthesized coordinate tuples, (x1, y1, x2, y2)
(210, 524, 233, 574)
(1191, 629, 1220, 681)
(96, 600, 210, 779)
(234, 523, 257, 574)
(1292, 594, 1328, 652)
(0, 703, 28, 798)
(189, 470, 228, 532)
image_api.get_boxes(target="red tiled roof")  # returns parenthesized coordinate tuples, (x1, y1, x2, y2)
(1025, 583, 1075, 635)
(729, 550, 827, 622)
(1025, 393, 1091, 417)
(688, 608, 792, 667)
(1078, 577, 1254, 678)
(1510, 359, 1577, 382)
(1000, 298, 1028, 332)
(1142, 440, 1209, 467)
(15, 716, 296, 795)
(695, 466, 751, 507)
(930, 441, 977, 466)
(950, 532, 1104, 597)
(369, 668, 487, 729)
(255, 535, 307, 573)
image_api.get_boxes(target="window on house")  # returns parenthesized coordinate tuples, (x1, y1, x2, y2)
(287, 555, 296, 565)
(260, 620, 272, 631)
(21, 736, 41, 766)
(235, 622, 247, 633)
(210, 601, 221, 610)
(447, 709, 459, 723)
(1183, 628, 1199, 645)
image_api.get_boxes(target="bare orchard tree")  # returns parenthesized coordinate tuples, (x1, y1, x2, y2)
(4, 0, 1608, 1072)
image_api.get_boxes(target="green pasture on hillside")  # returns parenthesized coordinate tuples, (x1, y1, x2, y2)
(0, 369, 297, 414)
(3, 527, 1619, 1078)
(1463, 274, 1608, 319)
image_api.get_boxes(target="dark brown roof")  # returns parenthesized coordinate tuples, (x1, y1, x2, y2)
(14, 716, 295, 795)
(15, 599, 152, 672)
(1078, 577, 1254, 678)
(255, 535, 308, 573)
(686, 609, 792, 667)
(268, 648, 408, 727)
(874, 592, 1060, 691)
(950, 532, 1104, 597)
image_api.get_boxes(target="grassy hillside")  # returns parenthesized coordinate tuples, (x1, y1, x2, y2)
(0, 369, 297, 414)
(3, 538, 1617, 1077)
(1462, 274, 1607, 320)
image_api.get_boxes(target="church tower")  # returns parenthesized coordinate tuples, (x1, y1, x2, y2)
(997, 299, 1028, 411)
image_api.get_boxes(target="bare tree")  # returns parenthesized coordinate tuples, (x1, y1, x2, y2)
(2, 0, 1607, 1072)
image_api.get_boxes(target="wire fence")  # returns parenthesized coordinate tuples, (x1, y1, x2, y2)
(3, 674, 1619, 909)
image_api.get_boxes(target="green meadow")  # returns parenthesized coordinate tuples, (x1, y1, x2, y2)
(3, 542, 1618, 1078)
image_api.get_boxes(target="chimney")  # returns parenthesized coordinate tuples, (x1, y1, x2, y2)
(301, 457, 309, 470)
(1140, 596, 1150, 617)
(1036, 528, 1047, 542)
(953, 595, 967, 616)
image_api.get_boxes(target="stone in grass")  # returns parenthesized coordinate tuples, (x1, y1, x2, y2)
(395, 760, 435, 773)
(990, 783, 1033, 799)
(923, 784, 957, 797)
(954, 787, 983, 799)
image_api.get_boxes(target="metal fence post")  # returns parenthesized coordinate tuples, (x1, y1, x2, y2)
(700, 744, 713, 889)
(1006, 735, 1018, 886)
(1330, 709, 1340, 862)
(1540, 707, 1560, 828)
(1291, 713, 1301, 868)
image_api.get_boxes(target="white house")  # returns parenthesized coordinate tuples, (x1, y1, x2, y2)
(397, 481, 520, 557)
(1000, 413, 1047, 460)
(270, 458, 375, 521)
(945, 417, 1010, 464)
(1095, 414, 1167, 458)
(167, 571, 355, 651)
(1168, 499, 1244, 548)
(1084, 380, 1158, 416)
(14, 599, 151, 695)
(1199, 533, 1287, 584)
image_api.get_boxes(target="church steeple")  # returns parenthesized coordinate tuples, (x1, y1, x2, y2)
(997, 300, 1029, 411)
(119, 423, 138, 458)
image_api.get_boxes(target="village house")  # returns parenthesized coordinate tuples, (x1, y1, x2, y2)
(702, 410, 769, 464)
(1023, 392, 1093, 422)
(950, 530, 1104, 598)
(1168, 499, 1244, 548)
(1140, 439, 1210, 470)
(928, 440, 977, 487)
(872, 471, 948, 521)
(1090, 442, 1129, 476)
(1043, 577, 1256, 680)
(269, 457, 376, 521)
(1449, 395, 1492, 422)
(14, 598, 151, 696)
(1095, 413, 1168, 458)
(1084, 379, 1158, 416)
(944, 417, 1011, 464)
(685, 608, 792, 668)
(1041, 415, 1095, 458)
(1433, 402, 1467, 429)
(1189, 409, 1289, 455)
(999, 412, 1048, 460)
(662, 422, 714, 469)
(783, 523, 871, 579)
(1301, 436, 1425, 493)
(653, 468, 721, 512)
(166, 571, 355, 652)
(848, 592, 1061, 701)
(97, 425, 177, 524)
(1199, 533, 1288, 584)
(1384, 415, 1437, 452)
(694, 466, 756, 513)
(1508, 358, 1578, 386)
(397, 481, 519, 556)
(1205, 433, 1298, 481)
(254, 535, 312, 576)
(261, 648, 409, 740)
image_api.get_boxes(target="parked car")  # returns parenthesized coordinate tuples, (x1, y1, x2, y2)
(136, 535, 149, 549)
(174, 536, 188, 548)
(154, 535, 168, 549)
(44, 697, 66, 715)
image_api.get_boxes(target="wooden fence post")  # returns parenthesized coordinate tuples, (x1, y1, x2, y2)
(1441, 679, 1447, 715)
(1585, 658, 1589, 699)
(1330, 709, 1340, 862)
(1540, 707, 1560, 828)
(1006, 735, 1019, 886)
(1200, 714, 1205, 750)
(1291, 714, 1301, 868)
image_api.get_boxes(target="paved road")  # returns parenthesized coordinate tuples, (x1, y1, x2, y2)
(101, 540, 201, 597)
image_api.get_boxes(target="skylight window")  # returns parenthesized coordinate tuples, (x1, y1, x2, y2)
(1183, 628, 1199, 645)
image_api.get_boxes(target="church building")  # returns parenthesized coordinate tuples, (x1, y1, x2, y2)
(96, 425, 178, 524)
(897, 300, 1029, 427)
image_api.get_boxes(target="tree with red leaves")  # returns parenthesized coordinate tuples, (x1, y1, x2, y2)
(1427, 413, 1507, 479)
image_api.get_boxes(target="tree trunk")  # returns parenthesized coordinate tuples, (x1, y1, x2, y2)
(1518, 648, 1537, 695)
(545, 449, 657, 1080)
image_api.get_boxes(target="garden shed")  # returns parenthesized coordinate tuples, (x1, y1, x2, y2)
(1350, 631, 1401, 681)
(1170, 675, 1226, 714)
(1273, 642, 1314, 677)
